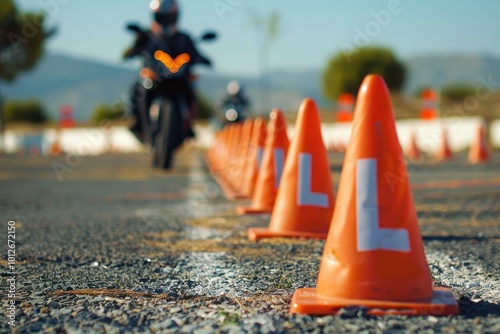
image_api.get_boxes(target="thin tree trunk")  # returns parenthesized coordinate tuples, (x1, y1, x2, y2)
(0, 81, 4, 153)
(259, 43, 267, 113)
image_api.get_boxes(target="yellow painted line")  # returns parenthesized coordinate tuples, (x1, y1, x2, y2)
(0, 171, 150, 181)
(107, 192, 186, 201)
(412, 178, 500, 191)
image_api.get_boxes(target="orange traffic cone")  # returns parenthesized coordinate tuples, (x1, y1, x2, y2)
(240, 118, 267, 198)
(420, 89, 439, 121)
(206, 131, 224, 168)
(50, 128, 62, 156)
(335, 141, 347, 153)
(238, 109, 289, 214)
(406, 130, 423, 162)
(208, 129, 232, 176)
(248, 99, 335, 240)
(50, 141, 61, 156)
(336, 93, 355, 123)
(228, 119, 255, 197)
(326, 142, 336, 152)
(222, 124, 240, 172)
(290, 75, 459, 316)
(211, 122, 246, 199)
(435, 127, 453, 161)
(468, 124, 490, 164)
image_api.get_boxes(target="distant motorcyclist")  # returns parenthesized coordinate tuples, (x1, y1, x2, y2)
(218, 80, 251, 125)
(124, 0, 211, 143)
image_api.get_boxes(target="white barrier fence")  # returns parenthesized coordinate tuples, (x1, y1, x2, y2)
(491, 119, 500, 148)
(1, 117, 498, 156)
(320, 116, 488, 154)
(3, 127, 143, 156)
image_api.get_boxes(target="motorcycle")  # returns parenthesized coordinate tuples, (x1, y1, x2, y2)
(213, 94, 250, 129)
(126, 23, 217, 169)
(222, 100, 247, 125)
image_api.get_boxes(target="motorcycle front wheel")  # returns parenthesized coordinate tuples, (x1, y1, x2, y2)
(152, 98, 183, 169)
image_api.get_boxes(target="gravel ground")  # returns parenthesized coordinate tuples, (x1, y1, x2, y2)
(0, 150, 499, 333)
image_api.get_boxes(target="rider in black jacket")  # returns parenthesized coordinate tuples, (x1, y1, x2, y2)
(124, 0, 211, 142)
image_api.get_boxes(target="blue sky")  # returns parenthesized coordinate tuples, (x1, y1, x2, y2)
(16, 0, 500, 76)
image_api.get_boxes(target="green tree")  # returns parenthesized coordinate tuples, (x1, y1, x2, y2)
(91, 102, 126, 124)
(195, 93, 213, 120)
(322, 47, 406, 101)
(0, 0, 55, 148)
(4, 99, 48, 124)
(441, 84, 475, 102)
(412, 86, 433, 98)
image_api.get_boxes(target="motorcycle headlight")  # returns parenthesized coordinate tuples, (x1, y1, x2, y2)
(143, 78, 154, 89)
(225, 109, 238, 122)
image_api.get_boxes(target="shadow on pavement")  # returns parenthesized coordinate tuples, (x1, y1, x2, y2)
(423, 235, 488, 242)
(329, 164, 343, 172)
(459, 296, 500, 317)
(418, 210, 500, 220)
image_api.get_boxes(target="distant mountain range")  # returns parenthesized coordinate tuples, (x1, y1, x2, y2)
(404, 54, 500, 94)
(3, 53, 500, 121)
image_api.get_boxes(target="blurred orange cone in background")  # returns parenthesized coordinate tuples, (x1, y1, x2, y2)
(50, 141, 61, 156)
(336, 93, 355, 123)
(468, 124, 490, 164)
(248, 99, 335, 240)
(335, 141, 347, 153)
(290, 75, 459, 316)
(238, 109, 289, 214)
(434, 127, 453, 161)
(240, 118, 267, 198)
(50, 129, 62, 156)
(420, 89, 439, 121)
(406, 130, 422, 162)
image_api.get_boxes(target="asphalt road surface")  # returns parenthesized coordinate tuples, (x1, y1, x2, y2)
(1, 146, 499, 333)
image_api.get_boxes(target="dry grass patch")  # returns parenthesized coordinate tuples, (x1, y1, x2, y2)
(48, 289, 230, 305)
(415, 203, 466, 212)
(0, 259, 29, 267)
(144, 231, 181, 239)
(460, 220, 500, 227)
(49, 289, 170, 299)
(232, 294, 291, 314)
(186, 216, 254, 230)
(257, 237, 321, 246)
(143, 236, 275, 259)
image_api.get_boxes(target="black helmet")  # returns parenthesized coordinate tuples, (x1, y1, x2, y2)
(150, 0, 179, 27)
